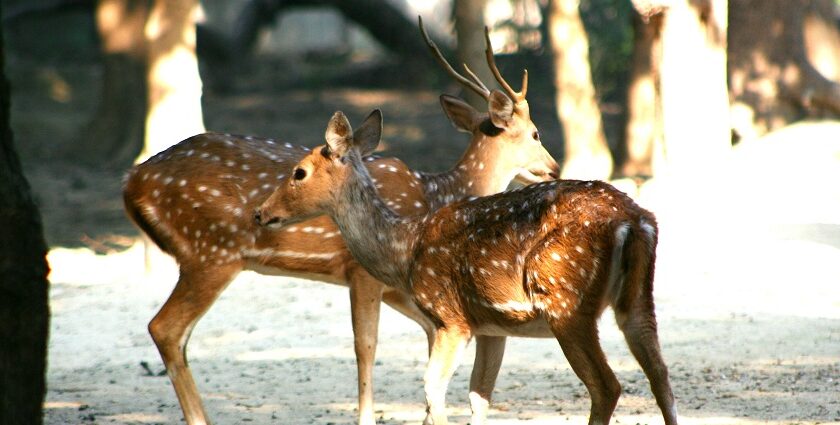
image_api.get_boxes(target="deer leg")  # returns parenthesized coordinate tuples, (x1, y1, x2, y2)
(382, 287, 437, 355)
(615, 298, 678, 425)
(553, 319, 621, 425)
(423, 326, 471, 425)
(347, 269, 385, 425)
(147, 262, 241, 425)
(467, 335, 506, 425)
(614, 234, 678, 425)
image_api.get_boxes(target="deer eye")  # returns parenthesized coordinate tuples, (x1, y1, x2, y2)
(293, 168, 307, 180)
(532, 130, 540, 141)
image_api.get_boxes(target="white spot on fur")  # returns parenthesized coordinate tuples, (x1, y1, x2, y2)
(492, 300, 533, 313)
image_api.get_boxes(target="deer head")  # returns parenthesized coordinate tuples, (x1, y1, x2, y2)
(419, 18, 558, 185)
(255, 110, 383, 229)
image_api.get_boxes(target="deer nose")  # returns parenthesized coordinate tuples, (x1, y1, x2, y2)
(254, 208, 281, 227)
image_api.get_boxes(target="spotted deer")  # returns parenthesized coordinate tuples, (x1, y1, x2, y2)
(122, 21, 559, 425)
(255, 109, 678, 425)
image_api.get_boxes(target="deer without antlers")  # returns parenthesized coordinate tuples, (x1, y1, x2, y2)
(122, 19, 558, 425)
(256, 109, 678, 425)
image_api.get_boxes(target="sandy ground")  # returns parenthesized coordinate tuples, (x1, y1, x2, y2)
(41, 130, 840, 425)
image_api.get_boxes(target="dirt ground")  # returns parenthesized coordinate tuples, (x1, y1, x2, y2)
(8, 57, 840, 425)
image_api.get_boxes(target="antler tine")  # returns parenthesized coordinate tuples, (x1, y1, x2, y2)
(520, 69, 528, 99)
(419, 17, 490, 100)
(484, 26, 527, 102)
(462, 63, 490, 93)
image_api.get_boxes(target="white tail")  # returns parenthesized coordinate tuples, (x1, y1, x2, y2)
(122, 21, 559, 425)
(256, 110, 678, 425)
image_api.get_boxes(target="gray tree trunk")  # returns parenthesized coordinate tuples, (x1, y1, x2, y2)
(549, 0, 613, 180)
(139, 0, 205, 162)
(454, 0, 493, 108)
(67, 0, 149, 169)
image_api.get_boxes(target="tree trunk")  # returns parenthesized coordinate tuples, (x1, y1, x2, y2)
(548, 0, 613, 180)
(621, 10, 663, 178)
(139, 0, 205, 162)
(729, 0, 840, 140)
(0, 3, 51, 421)
(657, 0, 730, 180)
(454, 0, 493, 108)
(68, 0, 149, 169)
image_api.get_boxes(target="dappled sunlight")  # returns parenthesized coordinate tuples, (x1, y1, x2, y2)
(47, 240, 177, 288)
(100, 413, 169, 423)
(618, 121, 840, 324)
(44, 401, 86, 409)
(143, 44, 205, 157)
(39, 68, 72, 103)
(804, 13, 840, 80)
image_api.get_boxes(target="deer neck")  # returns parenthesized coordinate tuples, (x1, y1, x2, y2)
(419, 133, 511, 210)
(328, 154, 422, 291)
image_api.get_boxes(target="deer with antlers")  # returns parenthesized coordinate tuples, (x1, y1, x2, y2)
(122, 20, 558, 425)
(255, 113, 678, 423)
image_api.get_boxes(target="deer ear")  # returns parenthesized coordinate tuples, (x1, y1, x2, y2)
(488, 90, 514, 130)
(352, 109, 382, 157)
(325, 111, 353, 157)
(440, 95, 481, 133)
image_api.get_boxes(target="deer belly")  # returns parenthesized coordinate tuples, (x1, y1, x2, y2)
(245, 261, 348, 286)
(474, 316, 554, 338)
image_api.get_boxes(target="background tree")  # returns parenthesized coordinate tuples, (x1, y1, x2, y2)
(140, 0, 205, 162)
(728, 0, 840, 140)
(632, 0, 730, 182)
(621, 9, 663, 178)
(0, 1, 51, 421)
(548, 0, 613, 180)
(454, 0, 494, 107)
(65, 0, 149, 169)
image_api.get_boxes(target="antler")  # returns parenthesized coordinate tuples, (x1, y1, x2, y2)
(418, 17, 491, 100)
(484, 27, 528, 103)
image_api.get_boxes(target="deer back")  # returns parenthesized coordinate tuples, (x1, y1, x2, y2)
(124, 132, 428, 272)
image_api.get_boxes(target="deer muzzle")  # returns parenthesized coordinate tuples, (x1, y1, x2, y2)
(254, 207, 283, 228)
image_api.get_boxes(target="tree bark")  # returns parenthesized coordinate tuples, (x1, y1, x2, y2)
(139, 0, 205, 162)
(657, 0, 730, 180)
(729, 0, 840, 140)
(0, 2, 51, 421)
(68, 0, 149, 169)
(548, 0, 613, 180)
(622, 10, 663, 178)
